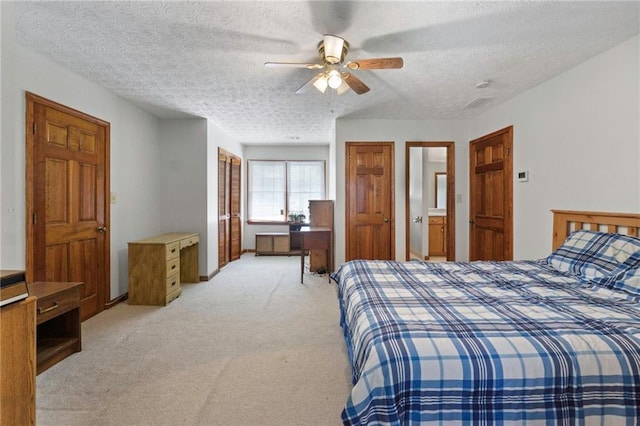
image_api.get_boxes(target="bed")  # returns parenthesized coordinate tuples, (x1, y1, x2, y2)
(332, 210, 640, 425)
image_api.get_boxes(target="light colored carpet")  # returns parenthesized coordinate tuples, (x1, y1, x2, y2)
(36, 254, 352, 425)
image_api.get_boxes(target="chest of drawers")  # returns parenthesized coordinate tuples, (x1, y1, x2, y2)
(128, 233, 199, 306)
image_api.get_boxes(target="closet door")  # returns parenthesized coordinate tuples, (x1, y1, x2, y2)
(218, 148, 242, 268)
(218, 151, 230, 268)
(229, 157, 242, 261)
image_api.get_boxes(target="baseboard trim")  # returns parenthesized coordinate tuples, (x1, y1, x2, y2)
(106, 292, 128, 308)
(200, 269, 219, 282)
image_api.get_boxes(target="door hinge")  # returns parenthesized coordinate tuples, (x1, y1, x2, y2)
(32, 213, 37, 224)
(506, 147, 511, 155)
(32, 122, 37, 135)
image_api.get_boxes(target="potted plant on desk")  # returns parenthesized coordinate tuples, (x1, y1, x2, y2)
(288, 211, 306, 231)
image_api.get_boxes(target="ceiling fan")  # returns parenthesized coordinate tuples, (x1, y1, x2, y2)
(264, 34, 403, 95)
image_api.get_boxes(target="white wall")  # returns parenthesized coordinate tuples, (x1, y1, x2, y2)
(1, 1, 20, 268)
(1, 2, 165, 297)
(242, 144, 330, 249)
(334, 119, 468, 266)
(158, 119, 208, 278)
(465, 35, 640, 260)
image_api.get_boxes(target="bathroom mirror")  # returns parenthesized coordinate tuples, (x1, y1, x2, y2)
(435, 173, 447, 209)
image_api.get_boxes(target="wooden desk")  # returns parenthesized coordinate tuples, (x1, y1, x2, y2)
(27, 281, 83, 374)
(291, 227, 332, 283)
(128, 232, 199, 305)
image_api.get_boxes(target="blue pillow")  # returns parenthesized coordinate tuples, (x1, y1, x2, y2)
(546, 230, 640, 281)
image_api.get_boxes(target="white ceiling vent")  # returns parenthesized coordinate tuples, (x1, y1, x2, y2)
(462, 96, 495, 110)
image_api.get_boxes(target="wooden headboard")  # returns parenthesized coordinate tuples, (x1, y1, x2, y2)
(552, 210, 640, 251)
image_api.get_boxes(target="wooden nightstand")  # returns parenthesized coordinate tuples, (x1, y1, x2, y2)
(27, 281, 83, 375)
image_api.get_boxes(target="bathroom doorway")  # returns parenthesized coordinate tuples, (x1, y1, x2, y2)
(405, 141, 455, 261)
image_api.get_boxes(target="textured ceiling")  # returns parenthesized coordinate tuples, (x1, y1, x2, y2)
(14, 1, 640, 145)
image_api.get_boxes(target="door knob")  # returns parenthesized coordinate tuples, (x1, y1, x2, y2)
(384, 218, 390, 223)
(97, 226, 107, 233)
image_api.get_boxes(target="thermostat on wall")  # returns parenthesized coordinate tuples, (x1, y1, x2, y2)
(517, 171, 529, 182)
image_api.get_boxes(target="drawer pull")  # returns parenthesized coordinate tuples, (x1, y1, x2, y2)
(171, 281, 177, 287)
(171, 248, 177, 253)
(38, 303, 59, 315)
(171, 265, 176, 270)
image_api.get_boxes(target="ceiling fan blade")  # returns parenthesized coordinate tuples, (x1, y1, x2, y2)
(345, 57, 404, 70)
(343, 73, 370, 95)
(264, 62, 324, 70)
(309, 1, 355, 35)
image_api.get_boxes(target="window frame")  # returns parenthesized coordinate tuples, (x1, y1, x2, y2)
(246, 159, 326, 224)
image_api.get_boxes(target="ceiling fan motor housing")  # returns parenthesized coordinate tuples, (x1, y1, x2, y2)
(318, 34, 349, 64)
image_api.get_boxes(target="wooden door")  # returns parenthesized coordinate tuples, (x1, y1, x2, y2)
(218, 151, 231, 268)
(26, 93, 110, 321)
(218, 148, 241, 268)
(229, 156, 242, 261)
(346, 142, 394, 261)
(469, 126, 513, 261)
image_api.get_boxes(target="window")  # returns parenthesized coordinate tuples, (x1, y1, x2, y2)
(248, 160, 325, 222)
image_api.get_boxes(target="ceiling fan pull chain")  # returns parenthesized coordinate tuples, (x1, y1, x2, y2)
(330, 88, 337, 114)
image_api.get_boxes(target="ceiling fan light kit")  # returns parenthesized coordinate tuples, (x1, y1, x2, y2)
(312, 74, 329, 93)
(335, 77, 350, 95)
(327, 70, 343, 89)
(265, 34, 403, 96)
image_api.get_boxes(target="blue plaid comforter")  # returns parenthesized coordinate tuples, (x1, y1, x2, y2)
(332, 260, 640, 425)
